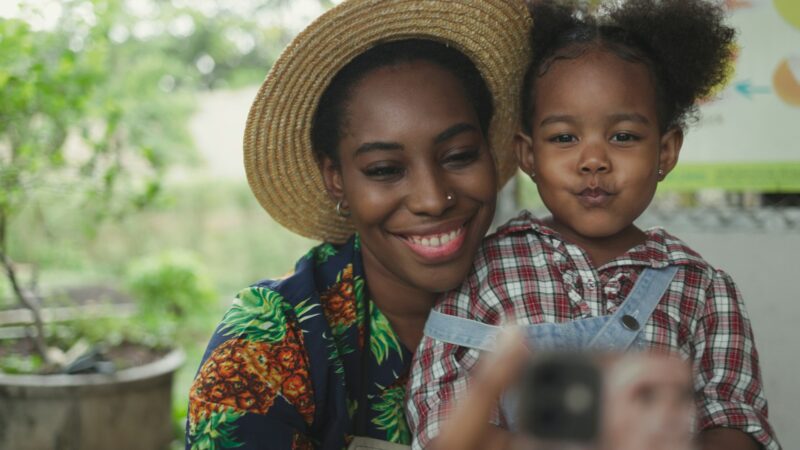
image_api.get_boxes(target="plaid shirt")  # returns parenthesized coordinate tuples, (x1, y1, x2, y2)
(407, 211, 779, 450)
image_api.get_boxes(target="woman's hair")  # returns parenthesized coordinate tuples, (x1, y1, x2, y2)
(311, 39, 493, 164)
(522, 0, 736, 133)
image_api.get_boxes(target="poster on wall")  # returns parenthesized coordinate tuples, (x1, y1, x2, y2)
(663, 0, 800, 192)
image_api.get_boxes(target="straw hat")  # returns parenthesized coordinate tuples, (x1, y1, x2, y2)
(244, 0, 532, 243)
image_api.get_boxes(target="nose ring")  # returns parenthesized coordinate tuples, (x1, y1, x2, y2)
(446, 193, 454, 201)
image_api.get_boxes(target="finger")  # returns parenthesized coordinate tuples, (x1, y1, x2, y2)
(602, 354, 695, 450)
(474, 327, 530, 397)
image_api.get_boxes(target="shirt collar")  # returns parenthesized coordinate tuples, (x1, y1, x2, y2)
(503, 210, 707, 270)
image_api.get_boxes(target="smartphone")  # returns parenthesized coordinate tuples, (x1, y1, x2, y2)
(516, 353, 602, 443)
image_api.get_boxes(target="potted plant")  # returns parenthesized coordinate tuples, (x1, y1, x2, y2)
(0, 250, 221, 450)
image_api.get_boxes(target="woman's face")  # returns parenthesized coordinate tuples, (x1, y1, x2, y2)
(323, 60, 497, 294)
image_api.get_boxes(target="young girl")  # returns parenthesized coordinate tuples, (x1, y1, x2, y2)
(408, 1, 780, 449)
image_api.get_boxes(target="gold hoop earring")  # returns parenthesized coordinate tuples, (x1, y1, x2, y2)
(336, 200, 351, 218)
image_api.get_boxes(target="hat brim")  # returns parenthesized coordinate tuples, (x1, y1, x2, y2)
(244, 0, 531, 243)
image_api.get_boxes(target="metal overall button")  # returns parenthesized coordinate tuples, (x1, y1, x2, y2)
(621, 314, 640, 331)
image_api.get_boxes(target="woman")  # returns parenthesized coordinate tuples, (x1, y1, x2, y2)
(185, 1, 531, 449)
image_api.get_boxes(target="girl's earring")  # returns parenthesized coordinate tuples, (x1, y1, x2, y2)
(336, 200, 351, 218)
(657, 168, 665, 179)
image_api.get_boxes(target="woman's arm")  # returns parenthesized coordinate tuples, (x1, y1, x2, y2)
(186, 286, 320, 450)
(186, 397, 315, 450)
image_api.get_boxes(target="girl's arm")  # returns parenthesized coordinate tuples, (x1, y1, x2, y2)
(406, 322, 489, 449)
(694, 270, 779, 450)
(699, 427, 761, 450)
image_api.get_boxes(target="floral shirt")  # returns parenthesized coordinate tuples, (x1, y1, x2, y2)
(408, 211, 779, 450)
(187, 235, 413, 450)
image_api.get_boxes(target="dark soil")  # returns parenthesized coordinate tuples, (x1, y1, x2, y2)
(1, 284, 166, 375)
(0, 339, 169, 374)
(105, 341, 170, 370)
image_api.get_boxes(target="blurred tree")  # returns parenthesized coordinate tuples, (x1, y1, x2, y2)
(0, 0, 334, 367)
(0, 4, 169, 363)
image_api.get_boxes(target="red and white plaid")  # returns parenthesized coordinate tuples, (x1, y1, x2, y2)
(407, 211, 779, 450)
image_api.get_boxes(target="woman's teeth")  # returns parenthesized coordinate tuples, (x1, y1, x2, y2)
(407, 228, 462, 247)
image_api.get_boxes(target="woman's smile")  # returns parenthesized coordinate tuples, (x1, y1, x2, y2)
(396, 223, 468, 262)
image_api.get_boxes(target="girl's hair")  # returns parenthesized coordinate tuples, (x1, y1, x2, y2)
(312, 39, 493, 164)
(522, 0, 736, 133)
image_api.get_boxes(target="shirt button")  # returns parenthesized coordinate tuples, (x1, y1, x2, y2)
(621, 314, 640, 331)
(585, 280, 596, 290)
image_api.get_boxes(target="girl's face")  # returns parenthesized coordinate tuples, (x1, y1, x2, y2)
(517, 48, 681, 245)
(323, 60, 497, 294)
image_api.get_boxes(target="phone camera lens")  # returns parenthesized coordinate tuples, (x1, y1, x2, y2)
(564, 382, 594, 414)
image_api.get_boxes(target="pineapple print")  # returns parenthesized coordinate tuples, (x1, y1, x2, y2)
(292, 432, 315, 450)
(190, 339, 282, 416)
(320, 264, 361, 337)
(273, 328, 315, 422)
(188, 287, 318, 448)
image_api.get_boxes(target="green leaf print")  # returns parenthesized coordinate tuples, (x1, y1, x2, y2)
(302, 242, 338, 264)
(294, 298, 320, 324)
(315, 243, 338, 264)
(220, 287, 290, 343)
(370, 381, 411, 444)
(323, 331, 347, 378)
(369, 303, 403, 365)
(355, 275, 366, 328)
(190, 407, 245, 450)
(347, 397, 358, 420)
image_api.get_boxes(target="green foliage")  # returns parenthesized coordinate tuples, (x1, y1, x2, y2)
(0, 5, 196, 238)
(48, 316, 128, 349)
(0, 349, 43, 374)
(126, 251, 218, 339)
(0, 275, 9, 308)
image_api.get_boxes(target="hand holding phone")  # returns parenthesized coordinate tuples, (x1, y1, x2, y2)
(516, 352, 695, 450)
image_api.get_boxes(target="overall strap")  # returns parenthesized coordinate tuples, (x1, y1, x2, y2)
(424, 266, 679, 352)
(424, 310, 501, 352)
(587, 266, 679, 352)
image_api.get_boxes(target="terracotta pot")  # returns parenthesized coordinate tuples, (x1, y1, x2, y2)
(0, 349, 184, 450)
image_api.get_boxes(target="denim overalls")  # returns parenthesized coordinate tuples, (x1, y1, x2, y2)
(423, 265, 678, 429)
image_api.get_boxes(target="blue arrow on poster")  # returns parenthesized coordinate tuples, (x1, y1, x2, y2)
(735, 80, 771, 98)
